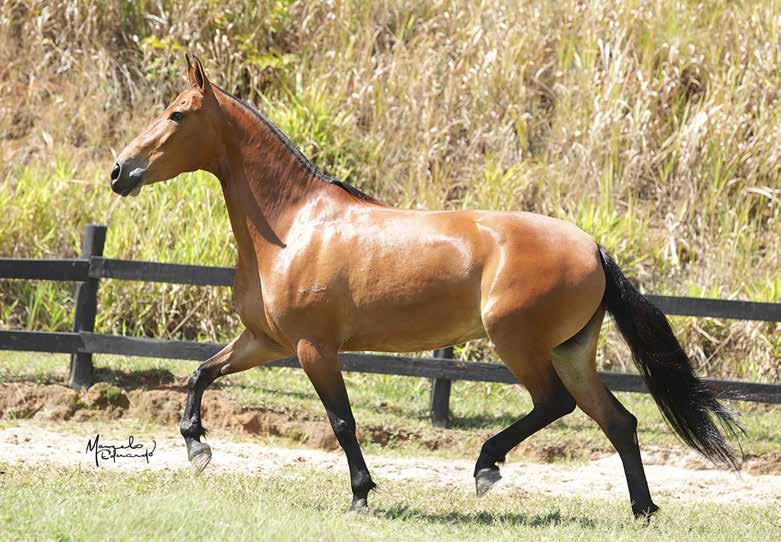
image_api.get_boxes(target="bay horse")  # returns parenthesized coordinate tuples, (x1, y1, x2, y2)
(110, 55, 741, 518)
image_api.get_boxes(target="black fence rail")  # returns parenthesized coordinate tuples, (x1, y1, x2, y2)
(1, 225, 780, 426)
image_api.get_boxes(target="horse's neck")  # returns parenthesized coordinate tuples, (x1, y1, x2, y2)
(212, 94, 330, 267)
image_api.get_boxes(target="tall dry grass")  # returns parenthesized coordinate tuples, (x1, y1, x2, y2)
(0, 0, 778, 380)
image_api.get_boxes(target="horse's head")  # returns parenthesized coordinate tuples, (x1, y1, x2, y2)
(110, 55, 220, 196)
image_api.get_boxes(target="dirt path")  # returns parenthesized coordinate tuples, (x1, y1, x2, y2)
(1, 422, 779, 506)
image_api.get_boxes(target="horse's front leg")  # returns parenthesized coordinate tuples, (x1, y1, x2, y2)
(296, 338, 376, 512)
(180, 329, 286, 473)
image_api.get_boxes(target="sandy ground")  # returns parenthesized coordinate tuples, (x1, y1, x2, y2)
(1, 422, 779, 506)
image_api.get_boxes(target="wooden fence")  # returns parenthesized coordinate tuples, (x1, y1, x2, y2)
(1, 224, 779, 426)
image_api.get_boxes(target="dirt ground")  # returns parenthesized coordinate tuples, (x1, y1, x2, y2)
(1, 381, 779, 506)
(1, 423, 779, 506)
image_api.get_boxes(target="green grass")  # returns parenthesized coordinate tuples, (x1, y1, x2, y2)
(2, 351, 780, 463)
(2, 351, 780, 539)
(1, 463, 778, 541)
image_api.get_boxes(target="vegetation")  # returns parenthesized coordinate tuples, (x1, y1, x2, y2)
(2, 463, 779, 541)
(0, 1, 778, 380)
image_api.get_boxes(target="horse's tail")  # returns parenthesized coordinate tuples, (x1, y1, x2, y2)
(597, 245, 744, 470)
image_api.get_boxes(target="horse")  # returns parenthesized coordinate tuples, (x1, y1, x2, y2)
(110, 55, 742, 518)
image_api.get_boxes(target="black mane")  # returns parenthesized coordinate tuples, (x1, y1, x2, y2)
(217, 86, 382, 205)
(327, 179, 380, 203)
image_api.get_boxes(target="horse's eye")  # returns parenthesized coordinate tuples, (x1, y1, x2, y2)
(169, 111, 184, 122)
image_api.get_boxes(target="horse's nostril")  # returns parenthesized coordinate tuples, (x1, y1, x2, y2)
(110, 162, 121, 184)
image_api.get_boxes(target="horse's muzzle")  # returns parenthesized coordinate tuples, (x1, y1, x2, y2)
(110, 160, 145, 197)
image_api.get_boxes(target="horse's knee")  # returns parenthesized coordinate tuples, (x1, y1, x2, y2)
(187, 364, 221, 392)
(186, 368, 201, 391)
(328, 413, 356, 440)
(181, 366, 215, 440)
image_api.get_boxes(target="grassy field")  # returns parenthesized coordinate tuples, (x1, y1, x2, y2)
(2, 463, 779, 541)
(2, 351, 781, 539)
(0, 0, 778, 381)
(2, 351, 780, 464)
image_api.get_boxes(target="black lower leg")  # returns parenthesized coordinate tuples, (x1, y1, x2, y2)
(603, 400, 658, 518)
(475, 393, 575, 474)
(299, 345, 376, 512)
(180, 364, 221, 467)
(325, 406, 376, 511)
(474, 393, 575, 496)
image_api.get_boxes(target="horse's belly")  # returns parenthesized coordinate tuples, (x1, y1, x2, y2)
(343, 326, 486, 353)
(342, 283, 486, 352)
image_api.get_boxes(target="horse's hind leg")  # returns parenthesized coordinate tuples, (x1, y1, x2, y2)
(475, 331, 577, 496)
(180, 329, 286, 473)
(551, 307, 659, 518)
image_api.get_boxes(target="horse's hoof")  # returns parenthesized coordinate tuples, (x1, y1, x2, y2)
(475, 467, 502, 497)
(348, 497, 369, 514)
(189, 441, 212, 475)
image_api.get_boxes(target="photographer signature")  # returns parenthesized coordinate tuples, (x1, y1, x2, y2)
(85, 434, 156, 467)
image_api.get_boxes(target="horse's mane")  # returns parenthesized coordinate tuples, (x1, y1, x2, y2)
(216, 86, 383, 205)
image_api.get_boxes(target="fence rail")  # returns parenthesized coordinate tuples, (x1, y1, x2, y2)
(1, 225, 780, 424)
(3, 256, 780, 321)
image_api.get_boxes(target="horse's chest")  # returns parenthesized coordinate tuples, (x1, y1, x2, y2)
(232, 269, 274, 334)
(232, 267, 330, 342)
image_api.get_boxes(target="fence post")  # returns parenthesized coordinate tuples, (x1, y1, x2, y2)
(430, 346, 454, 427)
(68, 224, 107, 390)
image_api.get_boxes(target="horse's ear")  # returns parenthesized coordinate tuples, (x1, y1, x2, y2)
(186, 54, 210, 94)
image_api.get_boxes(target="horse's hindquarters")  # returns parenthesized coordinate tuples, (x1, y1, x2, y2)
(477, 213, 606, 353)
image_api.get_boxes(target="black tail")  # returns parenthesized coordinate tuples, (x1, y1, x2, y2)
(597, 246, 744, 470)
